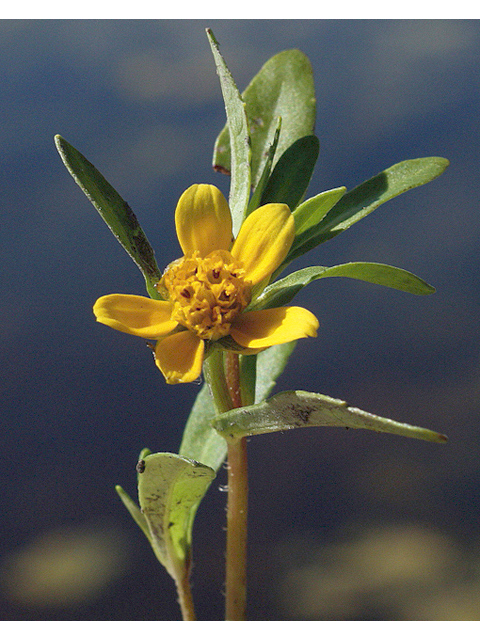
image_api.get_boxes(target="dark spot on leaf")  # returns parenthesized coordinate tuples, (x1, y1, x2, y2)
(289, 404, 313, 424)
(213, 164, 231, 176)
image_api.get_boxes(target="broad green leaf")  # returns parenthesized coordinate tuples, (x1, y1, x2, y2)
(54, 135, 161, 299)
(251, 262, 435, 310)
(137, 452, 215, 580)
(259, 135, 320, 211)
(286, 157, 450, 263)
(207, 29, 251, 236)
(213, 390, 448, 444)
(213, 49, 316, 190)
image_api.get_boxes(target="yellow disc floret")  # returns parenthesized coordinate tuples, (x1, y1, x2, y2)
(159, 249, 251, 341)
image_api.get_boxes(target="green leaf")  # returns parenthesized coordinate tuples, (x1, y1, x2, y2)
(137, 452, 215, 580)
(54, 135, 161, 299)
(255, 342, 297, 403)
(179, 383, 227, 473)
(213, 49, 316, 190)
(238, 353, 257, 407)
(179, 342, 297, 472)
(206, 29, 251, 236)
(115, 448, 153, 540)
(177, 344, 299, 556)
(213, 390, 448, 444)
(251, 262, 435, 310)
(293, 187, 347, 235)
(288, 187, 347, 260)
(246, 117, 282, 216)
(259, 135, 320, 211)
(115, 485, 151, 541)
(287, 157, 450, 263)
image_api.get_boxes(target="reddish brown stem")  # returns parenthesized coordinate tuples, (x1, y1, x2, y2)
(225, 351, 243, 408)
(223, 351, 248, 620)
(225, 436, 248, 620)
(175, 569, 196, 621)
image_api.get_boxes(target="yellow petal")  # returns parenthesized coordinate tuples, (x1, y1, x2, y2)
(154, 331, 205, 384)
(93, 294, 177, 339)
(175, 184, 232, 257)
(231, 203, 294, 286)
(230, 306, 319, 349)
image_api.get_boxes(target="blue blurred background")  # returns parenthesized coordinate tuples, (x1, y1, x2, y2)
(1, 19, 480, 620)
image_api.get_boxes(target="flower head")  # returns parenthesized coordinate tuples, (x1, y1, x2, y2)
(93, 184, 318, 384)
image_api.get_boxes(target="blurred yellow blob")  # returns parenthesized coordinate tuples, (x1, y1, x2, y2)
(277, 524, 480, 620)
(0, 525, 128, 608)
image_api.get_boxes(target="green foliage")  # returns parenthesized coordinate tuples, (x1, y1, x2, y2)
(254, 342, 297, 403)
(251, 262, 435, 311)
(213, 48, 316, 190)
(179, 342, 298, 472)
(137, 452, 215, 580)
(115, 485, 150, 541)
(54, 135, 161, 299)
(246, 117, 282, 216)
(287, 157, 450, 264)
(207, 29, 251, 236)
(258, 135, 320, 210)
(292, 186, 346, 237)
(115, 448, 154, 542)
(179, 384, 227, 472)
(213, 390, 448, 444)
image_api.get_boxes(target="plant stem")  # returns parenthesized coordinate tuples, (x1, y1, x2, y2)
(203, 348, 234, 413)
(225, 349, 243, 409)
(204, 349, 250, 620)
(224, 351, 248, 620)
(225, 435, 248, 620)
(175, 569, 196, 621)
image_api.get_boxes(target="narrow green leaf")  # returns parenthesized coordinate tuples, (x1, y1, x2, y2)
(137, 452, 215, 580)
(252, 262, 435, 310)
(287, 157, 450, 263)
(55, 135, 161, 299)
(259, 135, 320, 211)
(179, 383, 227, 473)
(255, 342, 297, 403)
(293, 187, 347, 235)
(288, 187, 347, 263)
(115, 485, 151, 541)
(137, 447, 152, 461)
(206, 29, 251, 236)
(213, 390, 448, 444)
(246, 117, 282, 216)
(115, 449, 156, 542)
(213, 49, 316, 190)
(238, 353, 256, 407)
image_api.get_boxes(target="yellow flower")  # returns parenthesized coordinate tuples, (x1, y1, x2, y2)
(93, 184, 319, 384)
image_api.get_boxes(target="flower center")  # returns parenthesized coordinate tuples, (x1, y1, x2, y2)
(159, 250, 251, 341)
